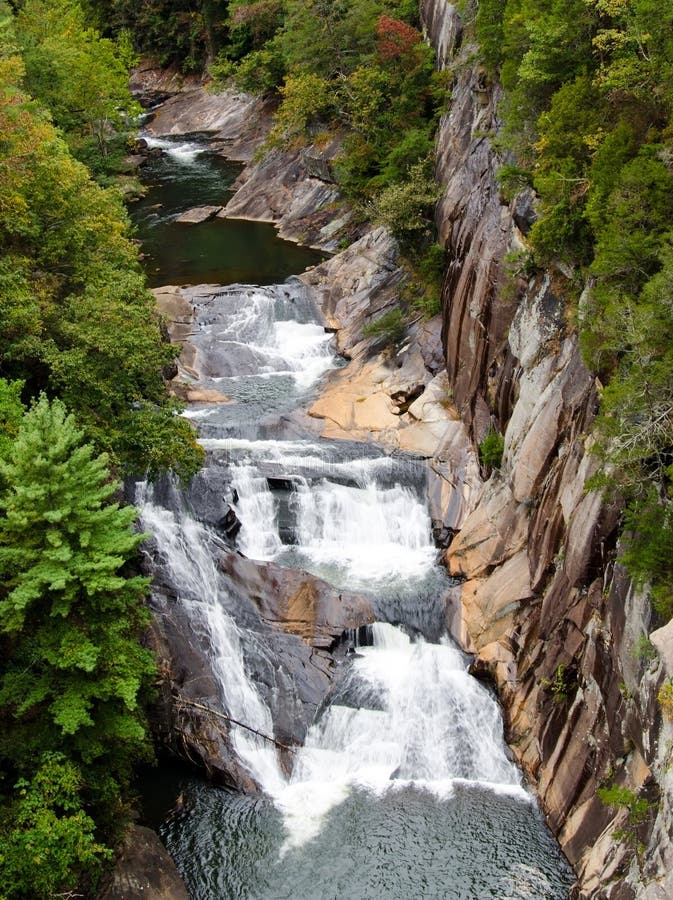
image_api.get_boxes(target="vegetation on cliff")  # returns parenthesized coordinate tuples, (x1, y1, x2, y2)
(474, 0, 673, 619)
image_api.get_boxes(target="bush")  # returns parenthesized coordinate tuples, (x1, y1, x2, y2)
(372, 158, 441, 243)
(658, 680, 673, 720)
(362, 308, 407, 346)
(479, 428, 505, 470)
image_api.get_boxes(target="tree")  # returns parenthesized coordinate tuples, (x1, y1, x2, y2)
(0, 396, 155, 808)
(0, 34, 204, 479)
(0, 753, 110, 899)
(14, 0, 140, 166)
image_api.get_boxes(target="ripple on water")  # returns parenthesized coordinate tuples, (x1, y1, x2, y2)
(161, 779, 573, 900)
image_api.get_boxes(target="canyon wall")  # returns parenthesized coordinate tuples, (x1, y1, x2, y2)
(421, 2, 673, 897)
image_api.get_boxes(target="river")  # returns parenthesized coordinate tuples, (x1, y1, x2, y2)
(132, 135, 574, 899)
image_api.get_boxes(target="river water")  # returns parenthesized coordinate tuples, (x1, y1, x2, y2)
(133, 136, 573, 898)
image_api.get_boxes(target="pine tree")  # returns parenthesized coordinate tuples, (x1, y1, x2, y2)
(0, 395, 155, 809)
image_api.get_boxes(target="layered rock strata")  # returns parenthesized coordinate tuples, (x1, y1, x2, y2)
(421, 2, 673, 897)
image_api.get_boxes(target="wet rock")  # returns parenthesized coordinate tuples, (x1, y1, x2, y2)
(144, 85, 271, 162)
(174, 386, 233, 404)
(220, 553, 375, 649)
(175, 205, 223, 224)
(97, 825, 189, 900)
(145, 594, 260, 792)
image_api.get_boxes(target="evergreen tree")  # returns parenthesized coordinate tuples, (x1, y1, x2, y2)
(0, 396, 155, 849)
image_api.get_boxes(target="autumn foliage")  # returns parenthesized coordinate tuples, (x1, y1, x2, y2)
(376, 15, 420, 62)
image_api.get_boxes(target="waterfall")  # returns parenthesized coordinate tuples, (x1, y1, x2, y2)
(136, 481, 286, 794)
(230, 465, 283, 560)
(143, 134, 208, 163)
(132, 141, 573, 900)
(137, 480, 524, 852)
(291, 478, 437, 583)
(275, 623, 525, 851)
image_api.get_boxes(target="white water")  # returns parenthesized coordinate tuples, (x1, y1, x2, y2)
(206, 438, 437, 582)
(228, 457, 437, 583)
(190, 286, 335, 388)
(137, 482, 525, 854)
(230, 466, 283, 560)
(276, 623, 526, 851)
(143, 134, 207, 163)
(137, 482, 285, 793)
(292, 478, 437, 582)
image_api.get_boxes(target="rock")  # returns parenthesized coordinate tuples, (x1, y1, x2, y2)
(152, 286, 194, 345)
(221, 140, 342, 248)
(129, 60, 193, 108)
(512, 188, 538, 235)
(167, 384, 233, 404)
(175, 205, 223, 224)
(421, 0, 463, 69)
(97, 825, 189, 900)
(300, 227, 403, 352)
(650, 620, 673, 677)
(445, 478, 528, 579)
(144, 86, 271, 162)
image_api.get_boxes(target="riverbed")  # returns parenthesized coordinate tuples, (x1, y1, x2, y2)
(132, 132, 574, 899)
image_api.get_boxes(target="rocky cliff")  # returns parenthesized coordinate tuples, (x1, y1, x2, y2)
(421, 2, 673, 897)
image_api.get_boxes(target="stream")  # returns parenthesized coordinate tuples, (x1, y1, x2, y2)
(133, 135, 574, 898)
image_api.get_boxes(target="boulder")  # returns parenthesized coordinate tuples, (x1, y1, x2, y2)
(175, 205, 223, 224)
(97, 825, 189, 900)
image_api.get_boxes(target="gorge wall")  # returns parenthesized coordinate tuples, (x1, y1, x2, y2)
(135, 3, 673, 892)
(421, 2, 673, 897)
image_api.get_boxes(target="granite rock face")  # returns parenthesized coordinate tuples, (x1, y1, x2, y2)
(421, 2, 672, 896)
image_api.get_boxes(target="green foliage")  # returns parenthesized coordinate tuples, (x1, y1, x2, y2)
(540, 663, 577, 703)
(479, 428, 505, 470)
(475, 0, 506, 72)
(0, 46, 203, 478)
(597, 782, 652, 837)
(85, 0, 230, 71)
(633, 634, 657, 663)
(0, 380, 25, 465)
(0, 754, 110, 899)
(267, 72, 333, 147)
(658, 679, 673, 720)
(495, 163, 533, 202)
(0, 397, 156, 895)
(372, 159, 442, 243)
(14, 0, 140, 165)
(362, 307, 407, 346)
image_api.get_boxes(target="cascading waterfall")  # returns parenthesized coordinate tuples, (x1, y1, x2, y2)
(276, 623, 526, 853)
(230, 466, 283, 560)
(291, 478, 437, 582)
(136, 480, 285, 794)
(137, 479, 526, 852)
(133, 141, 574, 898)
(143, 134, 208, 164)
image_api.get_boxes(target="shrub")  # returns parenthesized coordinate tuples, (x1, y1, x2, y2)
(479, 428, 505, 470)
(658, 680, 673, 720)
(362, 308, 407, 346)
